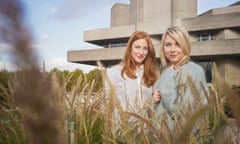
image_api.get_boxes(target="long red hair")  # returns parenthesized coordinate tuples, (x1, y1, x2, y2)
(121, 31, 158, 87)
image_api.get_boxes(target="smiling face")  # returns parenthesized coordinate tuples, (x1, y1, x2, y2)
(163, 35, 184, 67)
(131, 38, 148, 67)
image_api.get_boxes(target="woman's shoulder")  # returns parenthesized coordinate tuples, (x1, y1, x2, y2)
(106, 64, 123, 76)
(107, 64, 122, 71)
(105, 64, 123, 83)
(185, 61, 204, 71)
(182, 61, 205, 76)
(160, 66, 177, 76)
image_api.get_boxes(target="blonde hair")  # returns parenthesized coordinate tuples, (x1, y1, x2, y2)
(121, 31, 158, 87)
(160, 26, 191, 68)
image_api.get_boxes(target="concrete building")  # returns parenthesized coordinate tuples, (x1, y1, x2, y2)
(67, 0, 240, 87)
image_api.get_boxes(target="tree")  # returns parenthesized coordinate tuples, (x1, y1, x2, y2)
(0, 69, 9, 90)
(0, 69, 11, 109)
(86, 69, 103, 92)
(71, 69, 85, 82)
(68, 69, 85, 91)
(49, 68, 86, 91)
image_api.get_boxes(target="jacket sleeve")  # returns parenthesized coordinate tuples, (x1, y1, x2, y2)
(176, 64, 209, 109)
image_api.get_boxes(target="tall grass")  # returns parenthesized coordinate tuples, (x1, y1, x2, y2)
(0, 0, 239, 144)
(0, 107, 26, 144)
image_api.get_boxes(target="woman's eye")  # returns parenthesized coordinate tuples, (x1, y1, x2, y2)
(165, 43, 171, 47)
(135, 46, 140, 49)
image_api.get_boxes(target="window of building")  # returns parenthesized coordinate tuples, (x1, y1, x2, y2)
(105, 43, 127, 48)
(197, 61, 213, 83)
(198, 33, 215, 41)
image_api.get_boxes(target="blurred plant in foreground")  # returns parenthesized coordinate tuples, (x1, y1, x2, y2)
(0, 0, 66, 143)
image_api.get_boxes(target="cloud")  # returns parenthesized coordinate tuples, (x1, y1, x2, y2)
(32, 44, 47, 49)
(52, 0, 99, 21)
(0, 56, 96, 73)
(39, 34, 51, 41)
(0, 43, 13, 54)
(44, 57, 96, 73)
(22, 0, 33, 5)
(0, 45, 14, 70)
(52, 0, 129, 21)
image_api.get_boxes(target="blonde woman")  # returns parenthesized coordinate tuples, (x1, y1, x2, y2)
(153, 26, 208, 130)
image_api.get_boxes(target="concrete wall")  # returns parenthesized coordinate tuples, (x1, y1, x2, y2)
(224, 29, 240, 39)
(191, 39, 240, 56)
(216, 29, 240, 40)
(67, 47, 125, 62)
(182, 13, 240, 31)
(111, 3, 130, 27)
(129, 0, 144, 24)
(143, 0, 171, 27)
(212, 5, 240, 15)
(216, 30, 226, 40)
(172, 0, 197, 26)
(84, 25, 135, 41)
(189, 34, 198, 42)
(216, 58, 240, 86)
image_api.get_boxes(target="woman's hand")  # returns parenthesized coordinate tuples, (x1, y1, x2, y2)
(152, 89, 161, 103)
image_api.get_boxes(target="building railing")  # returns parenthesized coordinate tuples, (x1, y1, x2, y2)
(103, 43, 127, 48)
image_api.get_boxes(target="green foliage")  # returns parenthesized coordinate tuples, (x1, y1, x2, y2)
(0, 70, 26, 143)
(0, 70, 9, 93)
(0, 69, 9, 90)
(0, 70, 12, 109)
(0, 109, 26, 144)
(49, 68, 102, 92)
(68, 69, 85, 91)
(49, 68, 85, 91)
(71, 69, 85, 81)
(86, 69, 103, 92)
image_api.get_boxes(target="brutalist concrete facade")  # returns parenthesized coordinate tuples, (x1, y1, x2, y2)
(67, 0, 240, 87)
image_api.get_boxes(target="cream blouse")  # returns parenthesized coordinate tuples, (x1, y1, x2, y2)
(105, 64, 152, 113)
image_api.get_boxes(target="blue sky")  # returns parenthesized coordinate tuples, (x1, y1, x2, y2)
(0, 0, 239, 73)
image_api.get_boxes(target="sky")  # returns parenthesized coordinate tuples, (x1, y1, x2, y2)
(0, 0, 239, 73)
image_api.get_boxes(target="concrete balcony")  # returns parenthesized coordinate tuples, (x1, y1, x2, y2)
(67, 39, 240, 66)
(182, 12, 240, 31)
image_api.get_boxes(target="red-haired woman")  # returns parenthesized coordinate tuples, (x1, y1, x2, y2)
(105, 31, 158, 117)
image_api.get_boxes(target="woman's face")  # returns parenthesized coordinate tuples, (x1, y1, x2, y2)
(131, 38, 148, 66)
(164, 35, 184, 67)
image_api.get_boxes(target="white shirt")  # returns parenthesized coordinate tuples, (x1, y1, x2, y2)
(106, 64, 152, 113)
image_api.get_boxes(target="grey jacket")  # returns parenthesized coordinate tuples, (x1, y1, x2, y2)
(154, 61, 208, 116)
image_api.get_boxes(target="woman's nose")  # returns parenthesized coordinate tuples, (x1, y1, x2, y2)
(139, 48, 144, 54)
(170, 46, 175, 52)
